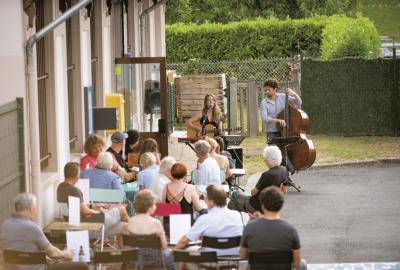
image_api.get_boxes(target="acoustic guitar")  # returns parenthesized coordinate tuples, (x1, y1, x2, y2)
(187, 122, 242, 138)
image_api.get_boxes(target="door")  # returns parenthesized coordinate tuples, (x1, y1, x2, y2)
(115, 57, 168, 157)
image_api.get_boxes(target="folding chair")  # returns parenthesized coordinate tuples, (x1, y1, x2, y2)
(248, 251, 293, 270)
(173, 250, 219, 270)
(123, 234, 167, 270)
(2, 249, 88, 269)
(90, 189, 125, 203)
(154, 203, 182, 217)
(90, 188, 135, 216)
(202, 236, 241, 269)
(2, 249, 47, 265)
(92, 248, 138, 269)
(153, 203, 182, 239)
(45, 232, 67, 248)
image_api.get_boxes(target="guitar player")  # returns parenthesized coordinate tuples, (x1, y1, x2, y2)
(186, 94, 224, 138)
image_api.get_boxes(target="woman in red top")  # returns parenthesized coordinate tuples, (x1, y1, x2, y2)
(80, 134, 106, 170)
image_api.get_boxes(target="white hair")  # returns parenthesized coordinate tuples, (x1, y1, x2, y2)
(140, 152, 156, 167)
(194, 140, 211, 156)
(14, 193, 36, 212)
(96, 152, 114, 170)
(159, 156, 176, 174)
(263, 145, 282, 167)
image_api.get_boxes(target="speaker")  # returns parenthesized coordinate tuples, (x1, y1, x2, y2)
(227, 146, 243, 168)
(144, 80, 160, 114)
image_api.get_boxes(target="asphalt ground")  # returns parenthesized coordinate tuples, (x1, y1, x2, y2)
(279, 163, 400, 263)
(169, 133, 400, 264)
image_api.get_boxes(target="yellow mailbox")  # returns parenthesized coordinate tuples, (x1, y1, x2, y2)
(105, 93, 125, 134)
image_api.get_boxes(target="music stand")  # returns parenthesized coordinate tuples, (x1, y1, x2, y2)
(267, 136, 301, 192)
(224, 135, 245, 169)
(223, 135, 245, 149)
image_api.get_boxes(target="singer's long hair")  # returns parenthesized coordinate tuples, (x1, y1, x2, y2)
(202, 94, 222, 123)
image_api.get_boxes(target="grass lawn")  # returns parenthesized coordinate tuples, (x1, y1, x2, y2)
(242, 135, 400, 175)
(349, 0, 400, 41)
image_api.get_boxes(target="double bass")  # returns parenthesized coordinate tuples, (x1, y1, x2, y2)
(277, 64, 316, 171)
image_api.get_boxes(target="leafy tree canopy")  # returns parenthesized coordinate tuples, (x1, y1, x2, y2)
(165, 0, 352, 24)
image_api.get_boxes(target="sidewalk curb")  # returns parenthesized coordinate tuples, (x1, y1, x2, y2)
(310, 157, 400, 170)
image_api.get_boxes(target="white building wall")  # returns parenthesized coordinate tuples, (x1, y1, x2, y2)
(0, 0, 166, 226)
(0, 1, 26, 104)
(0, 1, 30, 193)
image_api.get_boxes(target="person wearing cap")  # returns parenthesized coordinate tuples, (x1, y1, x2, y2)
(107, 131, 136, 183)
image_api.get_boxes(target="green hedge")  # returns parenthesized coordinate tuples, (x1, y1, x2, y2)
(166, 16, 380, 62)
(321, 15, 381, 59)
(302, 57, 400, 135)
(166, 18, 324, 62)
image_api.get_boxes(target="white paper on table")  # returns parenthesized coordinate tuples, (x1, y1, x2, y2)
(76, 179, 90, 203)
(66, 230, 90, 262)
(169, 214, 191, 245)
(68, 196, 80, 226)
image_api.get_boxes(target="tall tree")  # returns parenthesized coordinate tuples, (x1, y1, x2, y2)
(165, 0, 192, 24)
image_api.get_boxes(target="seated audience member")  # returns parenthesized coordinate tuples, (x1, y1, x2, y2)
(0, 193, 88, 270)
(125, 129, 140, 168)
(57, 162, 128, 236)
(81, 152, 122, 190)
(162, 163, 203, 224)
(228, 145, 287, 213)
(240, 186, 307, 270)
(80, 134, 105, 170)
(139, 138, 161, 165)
(193, 140, 221, 185)
(214, 136, 234, 169)
(125, 190, 174, 270)
(107, 131, 136, 182)
(149, 156, 176, 201)
(205, 137, 232, 179)
(175, 185, 243, 256)
(137, 152, 159, 190)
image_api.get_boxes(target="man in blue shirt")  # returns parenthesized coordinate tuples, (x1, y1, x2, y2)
(260, 78, 302, 142)
(175, 185, 243, 256)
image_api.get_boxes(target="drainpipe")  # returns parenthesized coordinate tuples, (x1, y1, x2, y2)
(139, 0, 167, 56)
(25, 0, 92, 223)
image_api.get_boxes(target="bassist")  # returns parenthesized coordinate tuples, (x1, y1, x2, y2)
(261, 79, 302, 141)
(260, 78, 302, 172)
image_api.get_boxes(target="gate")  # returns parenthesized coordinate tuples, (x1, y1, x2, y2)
(0, 98, 25, 224)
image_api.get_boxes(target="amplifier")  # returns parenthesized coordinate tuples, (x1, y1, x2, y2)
(227, 146, 243, 168)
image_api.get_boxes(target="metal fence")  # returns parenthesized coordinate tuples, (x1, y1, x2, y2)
(302, 56, 400, 135)
(167, 57, 301, 135)
(0, 98, 25, 224)
(167, 56, 300, 83)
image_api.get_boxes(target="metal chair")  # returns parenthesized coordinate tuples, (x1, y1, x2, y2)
(123, 234, 167, 270)
(201, 236, 241, 269)
(2, 249, 47, 265)
(92, 248, 138, 267)
(154, 203, 182, 217)
(248, 251, 293, 270)
(44, 232, 67, 248)
(173, 250, 219, 270)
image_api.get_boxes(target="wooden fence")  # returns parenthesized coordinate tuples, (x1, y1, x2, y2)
(228, 69, 300, 137)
